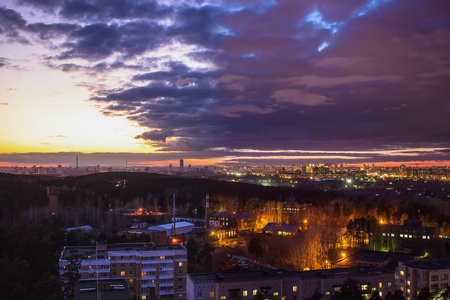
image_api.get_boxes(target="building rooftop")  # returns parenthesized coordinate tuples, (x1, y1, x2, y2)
(148, 221, 194, 231)
(295, 266, 393, 280)
(60, 243, 185, 260)
(74, 279, 132, 300)
(188, 269, 297, 283)
(262, 222, 303, 233)
(399, 258, 450, 270)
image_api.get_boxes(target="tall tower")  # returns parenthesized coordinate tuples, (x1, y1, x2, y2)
(47, 186, 60, 215)
(205, 194, 210, 229)
(179, 159, 184, 170)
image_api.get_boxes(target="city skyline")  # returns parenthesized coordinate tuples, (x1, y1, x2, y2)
(1, 0, 449, 167)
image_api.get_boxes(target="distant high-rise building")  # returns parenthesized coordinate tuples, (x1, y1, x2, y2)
(180, 159, 184, 170)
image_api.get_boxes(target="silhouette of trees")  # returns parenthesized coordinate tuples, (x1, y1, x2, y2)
(331, 278, 364, 300)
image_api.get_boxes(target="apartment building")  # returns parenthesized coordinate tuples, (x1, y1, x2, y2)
(397, 258, 450, 300)
(187, 267, 395, 300)
(59, 242, 187, 300)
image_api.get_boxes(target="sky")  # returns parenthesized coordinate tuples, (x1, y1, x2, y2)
(1, 0, 449, 167)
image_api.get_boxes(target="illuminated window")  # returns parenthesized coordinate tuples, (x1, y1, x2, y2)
(361, 285, 368, 290)
(120, 271, 125, 276)
(293, 286, 297, 292)
(400, 234, 404, 237)
(220, 296, 226, 300)
(407, 280, 410, 285)
(210, 291, 214, 297)
(179, 262, 183, 267)
(160, 256, 165, 260)
(243, 291, 247, 296)
(388, 282, 392, 287)
(407, 289, 410, 294)
(274, 292, 279, 296)
(253, 290, 257, 295)
(142, 296, 147, 300)
(379, 283, 382, 288)
(400, 271, 405, 276)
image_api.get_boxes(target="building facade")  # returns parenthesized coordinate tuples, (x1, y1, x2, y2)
(397, 259, 450, 300)
(59, 242, 187, 300)
(187, 267, 395, 300)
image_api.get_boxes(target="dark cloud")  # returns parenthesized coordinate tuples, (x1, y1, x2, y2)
(59, 0, 173, 22)
(0, 6, 28, 42)
(26, 22, 78, 40)
(135, 129, 175, 142)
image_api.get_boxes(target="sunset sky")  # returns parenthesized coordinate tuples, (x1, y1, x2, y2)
(1, 0, 449, 167)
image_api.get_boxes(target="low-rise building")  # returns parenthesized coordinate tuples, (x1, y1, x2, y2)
(262, 222, 303, 236)
(396, 258, 450, 300)
(187, 267, 395, 300)
(59, 242, 187, 300)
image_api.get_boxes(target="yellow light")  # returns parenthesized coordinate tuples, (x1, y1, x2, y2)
(342, 253, 346, 257)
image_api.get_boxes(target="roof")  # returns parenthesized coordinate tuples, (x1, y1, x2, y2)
(74, 279, 132, 300)
(262, 222, 303, 233)
(399, 258, 450, 271)
(295, 266, 394, 280)
(60, 243, 186, 260)
(188, 269, 297, 283)
(148, 221, 194, 231)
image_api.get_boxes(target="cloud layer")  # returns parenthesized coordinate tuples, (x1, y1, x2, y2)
(1, 0, 449, 165)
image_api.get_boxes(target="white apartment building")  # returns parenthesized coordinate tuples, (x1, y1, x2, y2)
(59, 242, 187, 300)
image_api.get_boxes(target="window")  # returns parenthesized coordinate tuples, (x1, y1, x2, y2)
(179, 270, 183, 274)
(379, 283, 382, 288)
(142, 296, 147, 300)
(121, 256, 124, 259)
(220, 296, 226, 300)
(130, 271, 133, 275)
(407, 280, 410, 286)
(179, 278, 183, 282)
(179, 262, 183, 267)
(442, 274, 449, 280)
(210, 291, 214, 297)
(400, 271, 405, 276)
(253, 290, 257, 296)
(89, 274, 94, 279)
(431, 275, 439, 281)
(121, 264, 125, 268)
(120, 271, 125, 276)
(160, 256, 165, 260)
(243, 291, 247, 296)
(273, 292, 279, 296)
(130, 263, 134, 267)
(388, 282, 392, 287)
(293, 286, 297, 292)
(197, 292, 202, 298)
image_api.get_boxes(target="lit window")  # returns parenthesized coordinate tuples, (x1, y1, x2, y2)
(253, 290, 257, 295)
(388, 282, 392, 287)
(325, 292, 330, 295)
(160, 256, 165, 260)
(120, 271, 125, 276)
(407, 280, 410, 286)
(274, 292, 279, 296)
(400, 234, 404, 237)
(400, 271, 405, 276)
(142, 296, 147, 300)
(179, 262, 183, 267)
(407, 289, 410, 294)
(220, 296, 226, 300)
(210, 291, 214, 297)
(293, 286, 297, 292)
(361, 285, 368, 290)
(379, 283, 382, 288)
(243, 291, 247, 296)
